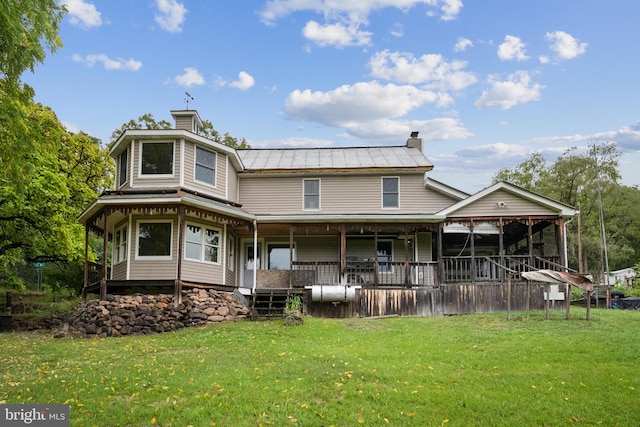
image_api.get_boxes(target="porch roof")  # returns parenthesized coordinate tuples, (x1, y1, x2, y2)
(78, 187, 255, 226)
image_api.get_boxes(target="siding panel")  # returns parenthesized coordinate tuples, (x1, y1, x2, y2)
(239, 174, 457, 214)
(451, 190, 559, 217)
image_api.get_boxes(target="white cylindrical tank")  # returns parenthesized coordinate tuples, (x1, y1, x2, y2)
(309, 285, 358, 302)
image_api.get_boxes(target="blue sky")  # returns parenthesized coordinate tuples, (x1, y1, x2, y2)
(23, 0, 640, 194)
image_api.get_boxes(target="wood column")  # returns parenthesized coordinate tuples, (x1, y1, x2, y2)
(100, 209, 110, 300)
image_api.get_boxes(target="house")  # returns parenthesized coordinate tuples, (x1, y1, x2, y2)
(79, 110, 578, 317)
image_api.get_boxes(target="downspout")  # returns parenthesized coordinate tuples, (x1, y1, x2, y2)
(251, 219, 258, 295)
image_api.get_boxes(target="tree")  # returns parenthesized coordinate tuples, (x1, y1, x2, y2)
(492, 142, 640, 280)
(0, 90, 113, 288)
(111, 114, 250, 148)
(0, 0, 65, 84)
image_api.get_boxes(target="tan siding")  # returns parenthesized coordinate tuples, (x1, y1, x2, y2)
(182, 142, 229, 199)
(132, 140, 181, 187)
(227, 163, 239, 203)
(296, 236, 339, 261)
(111, 262, 127, 280)
(451, 190, 559, 217)
(416, 232, 433, 262)
(239, 174, 457, 214)
(182, 260, 224, 284)
(128, 216, 178, 280)
(175, 116, 193, 131)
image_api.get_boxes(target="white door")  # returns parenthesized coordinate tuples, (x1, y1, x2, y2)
(243, 243, 260, 287)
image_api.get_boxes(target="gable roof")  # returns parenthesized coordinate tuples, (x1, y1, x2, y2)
(237, 146, 433, 173)
(437, 181, 578, 218)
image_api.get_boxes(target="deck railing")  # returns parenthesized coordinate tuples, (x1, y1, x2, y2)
(441, 255, 562, 282)
(292, 261, 438, 287)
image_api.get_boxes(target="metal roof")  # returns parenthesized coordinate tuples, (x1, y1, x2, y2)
(237, 146, 433, 171)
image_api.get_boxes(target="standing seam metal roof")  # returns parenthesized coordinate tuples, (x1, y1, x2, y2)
(237, 146, 432, 170)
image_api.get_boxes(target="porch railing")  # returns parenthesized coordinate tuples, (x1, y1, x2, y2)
(441, 255, 561, 283)
(292, 261, 438, 287)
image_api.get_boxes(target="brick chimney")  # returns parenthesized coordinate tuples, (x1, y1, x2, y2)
(170, 110, 203, 134)
(406, 131, 422, 151)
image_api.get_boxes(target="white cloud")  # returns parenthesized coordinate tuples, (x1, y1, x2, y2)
(172, 67, 205, 87)
(155, 0, 187, 33)
(302, 20, 372, 47)
(475, 71, 543, 110)
(259, 1, 464, 25)
(250, 137, 336, 149)
(497, 35, 529, 61)
(228, 71, 256, 91)
(454, 37, 473, 52)
(368, 50, 477, 93)
(346, 117, 473, 141)
(284, 80, 471, 141)
(61, 0, 102, 29)
(538, 55, 550, 64)
(286, 81, 439, 125)
(72, 54, 142, 71)
(545, 31, 588, 60)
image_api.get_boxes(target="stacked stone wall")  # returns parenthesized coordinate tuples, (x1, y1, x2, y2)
(55, 289, 251, 338)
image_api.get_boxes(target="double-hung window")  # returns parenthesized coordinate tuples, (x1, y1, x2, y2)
(382, 177, 399, 209)
(303, 178, 320, 210)
(195, 146, 216, 186)
(114, 225, 128, 263)
(185, 223, 220, 263)
(141, 142, 174, 176)
(118, 148, 128, 187)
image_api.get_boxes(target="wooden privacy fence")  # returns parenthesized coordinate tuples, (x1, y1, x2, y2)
(305, 282, 564, 318)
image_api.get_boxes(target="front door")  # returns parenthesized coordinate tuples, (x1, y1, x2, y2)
(243, 243, 260, 287)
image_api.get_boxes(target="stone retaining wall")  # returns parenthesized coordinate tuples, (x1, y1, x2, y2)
(55, 289, 251, 338)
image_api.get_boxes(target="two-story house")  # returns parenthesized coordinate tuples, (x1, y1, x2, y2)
(79, 110, 577, 317)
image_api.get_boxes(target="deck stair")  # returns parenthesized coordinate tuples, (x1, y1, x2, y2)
(250, 289, 304, 320)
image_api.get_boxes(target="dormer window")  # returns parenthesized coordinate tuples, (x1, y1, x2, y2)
(141, 141, 174, 176)
(195, 146, 216, 186)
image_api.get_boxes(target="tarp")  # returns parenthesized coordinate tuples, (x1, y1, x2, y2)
(521, 270, 594, 292)
(611, 297, 640, 310)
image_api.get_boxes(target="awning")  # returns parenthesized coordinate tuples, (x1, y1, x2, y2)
(521, 270, 594, 292)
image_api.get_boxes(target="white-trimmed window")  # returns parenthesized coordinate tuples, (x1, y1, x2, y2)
(185, 223, 221, 263)
(114, 224, 128, 263)
(118, 148, 128, 187)
(303, 178, 320, 210)
(140, 141, 174, 176)
(382, 177, 399, 209)
(136, 220, 172, 259)
(195, 146, 216, 186)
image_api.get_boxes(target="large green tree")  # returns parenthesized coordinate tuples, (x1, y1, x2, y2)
(111, 113, 250, 148)
(493, 142, 640, 278)
(0, 0, 64, 84)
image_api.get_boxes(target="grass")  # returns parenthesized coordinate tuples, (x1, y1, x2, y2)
(0, 308, 639, 426)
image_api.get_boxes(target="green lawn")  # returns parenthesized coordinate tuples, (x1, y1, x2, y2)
(1, 309, 638, 426)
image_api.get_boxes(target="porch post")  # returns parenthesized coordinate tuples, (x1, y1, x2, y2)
(470, 220, 475, 282)
(175, 207, 185, 305)
(101, 209, 110, 300)
(289, 225, 294, 289)
(527, 217, 534, 267)
(83, 223, 89, 301)
(340, 224, 346, 283)
(404, 225, 410, 287)
(373, 225, 379, 286)
(438, 223, 444, 284)
(498, 218, 504, 281)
